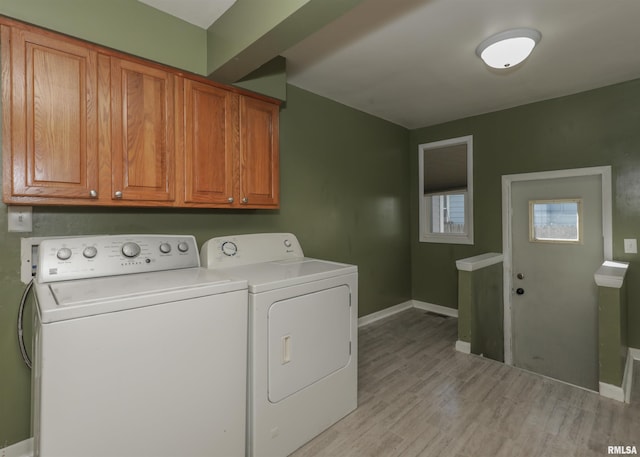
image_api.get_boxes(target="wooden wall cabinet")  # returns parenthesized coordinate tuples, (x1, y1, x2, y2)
(180, 78, 236, 206)
(109, 57, 176, 204)
(1, 24, 100, 202)
(240, 96, 280, 207)
(2, 18, 280, 209)
(179, 78, 280, 208)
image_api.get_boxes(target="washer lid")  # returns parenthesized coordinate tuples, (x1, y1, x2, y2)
(222, 258, 357, 293)
(35, 268, 247, 323)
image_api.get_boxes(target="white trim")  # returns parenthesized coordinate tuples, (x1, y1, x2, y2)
(594, 261, 629, 288)
(2, 438, 33, 457)
(630, 347, 640, 361)
(358, 300, 458, 328)
(456, 252, 503, 272)
(411, 299, 459, 317)
(357, 301, 413, 327)
(419, 135, 474, 245)
(623, 348, 634, 403)
(599, 381, 625, 402)
(455, 340, 471, 354)
(502, 166, 612, 365)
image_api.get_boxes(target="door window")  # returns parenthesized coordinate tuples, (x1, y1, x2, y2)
(529, 199, 582, 243)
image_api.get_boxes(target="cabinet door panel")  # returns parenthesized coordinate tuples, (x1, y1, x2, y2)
(111, 58, 175, 202)
(5, 28, 98, 199)
(183, 79, 236, 204)
(240, 97, 279, 207)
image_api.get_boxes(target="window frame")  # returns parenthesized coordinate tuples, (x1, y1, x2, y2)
(418, 135, 474, 245)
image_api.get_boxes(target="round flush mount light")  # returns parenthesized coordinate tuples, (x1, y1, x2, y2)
(476, 28, 542, 69)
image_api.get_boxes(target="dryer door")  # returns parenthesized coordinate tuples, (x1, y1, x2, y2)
(268, 285, 351, 403)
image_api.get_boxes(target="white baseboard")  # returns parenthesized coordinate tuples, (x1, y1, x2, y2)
(600, 348, 636, 403)
(2, 438, 33, 457)
(358, 300, 458, 328)
(623, 348, 634, 403)
(357, 301, 413, 327)
(599, 381, 625, 402)
(455, 340, 471, 354)
(411, 300, 459, 318)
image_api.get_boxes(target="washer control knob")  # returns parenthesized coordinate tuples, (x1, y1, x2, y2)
(83, 246, 98, 259)
(177, 242, 189, 253)
(159, 242, 172, 254)
(56, 247, 72, 261)
(121, 242, 141, 258)
(284, 239, 292, 248)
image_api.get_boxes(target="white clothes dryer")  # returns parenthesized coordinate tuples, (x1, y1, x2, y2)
(201, 233, 358, 457)
(33, 234, 248, 457)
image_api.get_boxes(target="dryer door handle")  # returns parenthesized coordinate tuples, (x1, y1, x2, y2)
(282, 335, 292, 364)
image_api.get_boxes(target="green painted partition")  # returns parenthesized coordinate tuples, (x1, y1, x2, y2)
(596, 262, 629, 391)
(456, 253, 504, 361)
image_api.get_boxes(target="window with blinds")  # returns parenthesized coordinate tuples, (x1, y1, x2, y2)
(418, 136, 473, 244)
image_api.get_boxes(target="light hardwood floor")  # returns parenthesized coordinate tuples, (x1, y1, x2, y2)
(290, 309, 640, 457)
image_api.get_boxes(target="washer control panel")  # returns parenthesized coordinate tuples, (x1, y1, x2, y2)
(38, 234, 199, 283)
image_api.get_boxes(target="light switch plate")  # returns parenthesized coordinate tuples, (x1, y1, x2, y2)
(8, 206, 33, 232)
(624, 238, 637, 254)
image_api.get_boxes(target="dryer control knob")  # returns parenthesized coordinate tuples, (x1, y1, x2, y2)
(159, 242, 172, 254)
(56, 247, 72, 261)
(177, 242, 189, 253)
(122, 242, 141, 258)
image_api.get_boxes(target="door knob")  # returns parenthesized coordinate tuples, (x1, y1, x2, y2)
(516, 288, 525, 295)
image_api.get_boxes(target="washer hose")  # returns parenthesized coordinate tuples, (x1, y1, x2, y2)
(18, 279, 33, 370)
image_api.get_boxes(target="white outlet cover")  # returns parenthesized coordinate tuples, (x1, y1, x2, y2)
(8, 206, 33, 232)
(623, 238, 637, 254)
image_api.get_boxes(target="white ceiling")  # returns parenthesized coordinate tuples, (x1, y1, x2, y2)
(138, 0, 640, 129)
(137, 0, 235, 29)
(282, 0, 640, 128)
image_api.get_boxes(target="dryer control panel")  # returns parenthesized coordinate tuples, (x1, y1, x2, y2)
(37, 234, 199, 283)
(201, 233, 304, 269)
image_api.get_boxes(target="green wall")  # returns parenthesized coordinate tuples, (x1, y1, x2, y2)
(0, 0, 207, 74)
(410, 78, 640, 351)
(0, 8, 410, 446)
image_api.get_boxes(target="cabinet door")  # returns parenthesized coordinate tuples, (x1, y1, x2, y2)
(239, 97, 279, 207)
(110, 58, 175, 203)
(182, 78, 236, 205)
(3, 26, 99, 200)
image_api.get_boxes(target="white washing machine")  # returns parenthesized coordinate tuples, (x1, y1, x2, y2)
(201, 233, 358, 457)
(32, 234, 248, 457)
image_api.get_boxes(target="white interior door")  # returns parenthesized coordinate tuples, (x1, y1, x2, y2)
(510, 174, 603, 391)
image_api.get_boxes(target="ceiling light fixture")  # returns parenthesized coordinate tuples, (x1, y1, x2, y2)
(476, 28, 542, 69)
